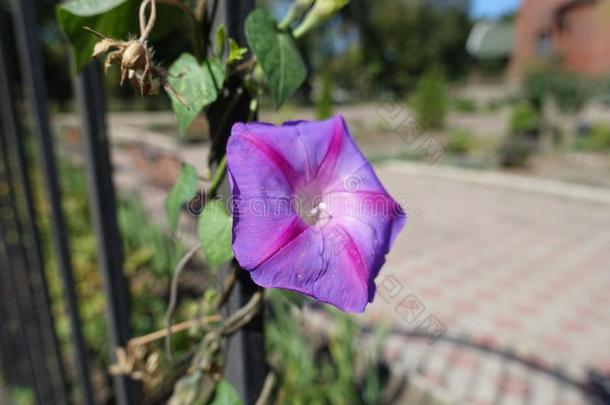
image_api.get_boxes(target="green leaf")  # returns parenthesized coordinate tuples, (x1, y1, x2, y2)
(164, 163, 199, 230)
(56, 0, 136, 73)
(215, 24, 227, 57)
(245, 8, 307, 108)
(167, 54, 225, 134)
(208, 380, 243, 405)
(60, 0, 127, 15)
(227, 39, 248, 64)
(198, 200, 233, 268)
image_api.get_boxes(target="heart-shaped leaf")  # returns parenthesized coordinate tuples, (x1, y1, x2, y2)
(167, 53, 225, 134)
(198, 200, 233, 268)
(245, 8, 307, 108)
(165, 163, 199, 230)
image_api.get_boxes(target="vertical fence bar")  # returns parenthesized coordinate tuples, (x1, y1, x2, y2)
(0, 11, 69, 403)
(0, 125, 46, 403)
(0, 235, 37, 397)
(218, 1, 268, 403)
(10, 0, 95, 403)
(0, 297, 18, 387)
(75, 62, 138, 405)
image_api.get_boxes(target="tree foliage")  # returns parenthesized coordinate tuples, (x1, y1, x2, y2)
(323, 0, 473, 96)
(411, 68, 448, 129)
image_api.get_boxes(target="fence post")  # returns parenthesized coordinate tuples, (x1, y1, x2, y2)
(217, 1, 268, 403)
(10, 0, 94, 403)
(74, 62, 139, 405)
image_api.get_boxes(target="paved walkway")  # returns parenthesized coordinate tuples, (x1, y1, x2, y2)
(365, 161, 610, 404)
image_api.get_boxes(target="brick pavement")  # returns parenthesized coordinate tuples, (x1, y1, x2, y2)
(365, 161, 610, 403)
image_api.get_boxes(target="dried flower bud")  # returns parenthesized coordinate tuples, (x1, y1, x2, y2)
(92, 38, 121, 58)
(128, 69, 160, 96)
(87, 28, 174, 99)
(122, 41, 147, 71)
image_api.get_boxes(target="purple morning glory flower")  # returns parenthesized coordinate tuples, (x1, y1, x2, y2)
(227, 115, 406, 312)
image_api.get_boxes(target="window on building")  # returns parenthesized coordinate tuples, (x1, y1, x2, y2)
(536, 32, 552, 56)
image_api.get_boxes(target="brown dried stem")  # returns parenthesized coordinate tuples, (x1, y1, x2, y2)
(222, 291, 263, 336)
(139, 0, 157, 41)
(164, 243, 201, 360)
(128, 314, 222, 349)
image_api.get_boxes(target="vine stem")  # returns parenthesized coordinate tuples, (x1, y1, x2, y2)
(195, 0, 207, 23)
(233, 57, 257, 74)
(215, 268, 236, 308)
(139, 0, 203, 58)
(208, 154, 227, 197)
(254, 373, 276, 405)
(164, 243, 201, 360)
(139, 0, 157, 41)
(128, 314, 221, 349)
(222, 291, 263, 335)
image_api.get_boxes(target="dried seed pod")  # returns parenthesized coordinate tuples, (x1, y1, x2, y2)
(121, 41, 148, 71)
(128, 69, 160, 96)
(85, 25, 182, 102)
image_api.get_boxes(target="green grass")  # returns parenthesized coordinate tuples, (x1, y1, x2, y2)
(452, 97, 478, 113)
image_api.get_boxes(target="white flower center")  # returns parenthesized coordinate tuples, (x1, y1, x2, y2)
(300, 199, 331, 226)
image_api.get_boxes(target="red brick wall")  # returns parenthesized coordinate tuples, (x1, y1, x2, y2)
(509, 0, 610, 79)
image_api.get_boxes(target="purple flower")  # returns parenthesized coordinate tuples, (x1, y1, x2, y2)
(227, 115, 406, 312)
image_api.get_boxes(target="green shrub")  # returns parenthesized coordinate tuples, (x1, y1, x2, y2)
(523, 64, 592, 113)
(267, 291, 384, 405)
(411, 68, 448, 129)
(446, 129, 474, 155)
(8, 387, 35, 405)
(510, 102, 540, 135)
(452, 97, 477, 113)
(498, 136, 536, 167)
(484, 99, 502, 113)
(584, 123, 610, 151)
(522, 65, 553, 111)
(550, 72, 592, 113)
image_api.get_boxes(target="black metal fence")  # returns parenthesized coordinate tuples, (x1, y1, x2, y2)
(0, 0, 134, 403)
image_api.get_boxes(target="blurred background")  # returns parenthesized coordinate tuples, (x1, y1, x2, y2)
(1, 0, 610, 404)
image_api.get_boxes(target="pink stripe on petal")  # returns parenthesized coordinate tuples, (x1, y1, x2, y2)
(253, 217, 308, 269)
(334, 225, 368, 291)
(241, 133, 300, 189)
(314, 118, 344, 186)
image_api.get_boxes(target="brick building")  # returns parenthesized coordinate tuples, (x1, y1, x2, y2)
(509, 0, 610, 78)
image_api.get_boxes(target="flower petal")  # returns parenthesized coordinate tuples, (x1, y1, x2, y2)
(228, 116, 407, 312)
(228, 124, 304, 269)
(249, 226, 370, 312)
(231, 120, 340, 186)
